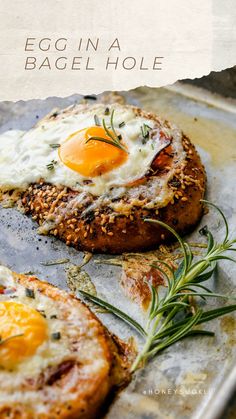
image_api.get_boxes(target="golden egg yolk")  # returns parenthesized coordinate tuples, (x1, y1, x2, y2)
(58, 126, 127, 177)
(0, 301, 48, 369)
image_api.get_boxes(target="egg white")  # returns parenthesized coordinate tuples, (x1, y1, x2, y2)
(0, 267, 71, 383)
(0, 265, 111, 411)
(0, 104, 173, 196)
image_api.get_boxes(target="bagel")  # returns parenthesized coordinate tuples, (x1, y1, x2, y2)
(0, 102, 206, 253)
(0, 265, 131, 418)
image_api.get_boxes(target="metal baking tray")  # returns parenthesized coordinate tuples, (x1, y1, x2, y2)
(0, 85, 235, 419)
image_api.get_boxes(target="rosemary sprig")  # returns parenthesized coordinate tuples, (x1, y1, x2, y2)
(86, 110, 128, 153)
(79, 201, 236, 372)
(0, 333, 24, 346)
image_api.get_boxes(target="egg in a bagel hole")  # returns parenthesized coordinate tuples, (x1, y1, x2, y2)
(0, 102, 206, 253)
(0, 265, 131, 418)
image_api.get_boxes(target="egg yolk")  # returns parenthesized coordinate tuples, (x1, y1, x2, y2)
(0, 301, 48, 369)
(58, 126, 127, 177)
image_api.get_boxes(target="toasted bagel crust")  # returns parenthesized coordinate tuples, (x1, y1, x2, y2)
(0, 271, 131, 418)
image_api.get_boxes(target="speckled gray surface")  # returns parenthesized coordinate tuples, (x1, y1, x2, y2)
(0, 86, 235, 419)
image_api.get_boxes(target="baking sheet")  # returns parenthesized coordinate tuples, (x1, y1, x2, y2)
(0, 85, 235, 419)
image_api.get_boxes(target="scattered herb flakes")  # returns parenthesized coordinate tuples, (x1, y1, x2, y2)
(40, 258, 70, 266)
(119, 121, 125, 128)
(49, 143, 61, 149)
(51, 332, 61, 340)
(104, 107, 110, 115)
(22, 271, 35, 276)
(46, 160, 58, 171)
(47, 164, 54, 170)
(25, 288, 35, 299)
(141, 123, 152, 141)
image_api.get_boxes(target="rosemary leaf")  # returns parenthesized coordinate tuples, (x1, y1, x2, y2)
(0, 333, 24, 346)
(49, 143, 60, 149)
(79, 290, 147, 337)
(86, 110, 128, 153)
(86, 136, 125, 151)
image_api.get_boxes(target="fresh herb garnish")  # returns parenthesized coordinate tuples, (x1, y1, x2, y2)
(86, 110, 128, 153)
(79, 201, 236, 372)
(51, 332, 61, 340)
(94, 114, 100, 126)
(119, 121, 125, 128)
(0, 333, 24, 345)
(46, 160, 57, 171)
(141, 123, 152, 141)
(25, 288, 35, 299)
(104, 107, 110, 115)
(49, 144, 60, 149)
